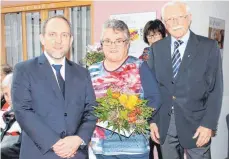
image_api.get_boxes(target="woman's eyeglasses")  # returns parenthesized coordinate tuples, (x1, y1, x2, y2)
(102, 39, 127, 46)
(147, 32, 161, 39)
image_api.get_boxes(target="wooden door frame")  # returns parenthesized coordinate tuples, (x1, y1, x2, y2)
(1, 0, 94, 64)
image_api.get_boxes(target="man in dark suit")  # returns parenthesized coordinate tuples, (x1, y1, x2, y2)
(1, 73, 21, 159)
(148, 2, 223, 159)
(12, 15, 97, 159)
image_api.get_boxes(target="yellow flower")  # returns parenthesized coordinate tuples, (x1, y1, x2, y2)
(128, 95, 138, 106)
(125, 101, 135, 110)
(119, 94, 128, 106)
(125, 95, 138, 110)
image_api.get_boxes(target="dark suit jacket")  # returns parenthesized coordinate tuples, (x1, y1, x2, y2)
(148, 31, 223, 148)
(12, 54, 97, 159)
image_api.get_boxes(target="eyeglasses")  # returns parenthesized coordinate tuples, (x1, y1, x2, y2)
(102, 39, 127, 46)
(147, 32, 162, 39)
(165, 15, 189, 24)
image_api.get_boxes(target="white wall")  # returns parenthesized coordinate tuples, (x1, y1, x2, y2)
(185, 1, 229, 158)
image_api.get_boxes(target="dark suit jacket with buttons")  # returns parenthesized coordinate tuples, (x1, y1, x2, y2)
(148, 31, 223, 148)
(12, 54, 97, 159)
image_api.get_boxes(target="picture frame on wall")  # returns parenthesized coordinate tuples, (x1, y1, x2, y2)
(110, 12, 156, 58)
(208, 17, 225, 59)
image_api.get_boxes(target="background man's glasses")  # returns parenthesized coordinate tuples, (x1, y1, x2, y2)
(165, 15, 189, 24)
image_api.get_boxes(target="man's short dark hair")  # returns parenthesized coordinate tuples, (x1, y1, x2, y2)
(41, 15, 72, 35)
(143, 19, 166, 45)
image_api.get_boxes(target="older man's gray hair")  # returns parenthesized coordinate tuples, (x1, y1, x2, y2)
(40, 15, 72, 35)
(161, 1, 191, 21)
(100, 19, 130, 41)
(2, 73, 13, 88)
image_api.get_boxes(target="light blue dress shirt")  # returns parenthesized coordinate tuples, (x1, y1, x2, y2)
(171, 30, 190, 59)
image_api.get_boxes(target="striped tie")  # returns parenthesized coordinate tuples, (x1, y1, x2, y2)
(172, 40, 183, 78)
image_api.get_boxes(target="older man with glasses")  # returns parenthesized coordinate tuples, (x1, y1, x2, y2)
(148, 1, 223, 159)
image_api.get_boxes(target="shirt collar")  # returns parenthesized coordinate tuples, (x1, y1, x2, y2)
(171, 29, 190, 45)
(44, 51, 66, 67)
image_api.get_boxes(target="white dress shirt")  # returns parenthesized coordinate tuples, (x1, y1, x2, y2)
(171, 29, 190, 59)
(44, 52, 65, 88)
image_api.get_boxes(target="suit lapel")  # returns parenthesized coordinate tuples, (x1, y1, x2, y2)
(161, 36, 173, 83)
(64, 59, 74, 108)
(175, 31, 199, 82)
(38, 54, 64, 101)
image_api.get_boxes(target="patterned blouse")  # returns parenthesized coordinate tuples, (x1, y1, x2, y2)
(88, 56, 160, 155)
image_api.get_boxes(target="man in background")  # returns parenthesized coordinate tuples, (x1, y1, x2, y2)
(1, 73, 21, 159)
(1, 64, 13, 110)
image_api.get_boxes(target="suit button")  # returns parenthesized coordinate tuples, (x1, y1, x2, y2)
(171, 81, 174, 84)
(61, 131, 66, 138)
(172, 96, 176, 100)
(64, 113, 67, 117)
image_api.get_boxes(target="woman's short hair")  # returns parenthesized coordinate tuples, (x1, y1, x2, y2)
(143, 19, 166, 44)
(101, 19, 130, 41)
(1, 64, 13, 76)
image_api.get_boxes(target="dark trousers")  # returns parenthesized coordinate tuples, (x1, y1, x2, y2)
(161, 112, 211, 159)
(149, 139, 163, 159)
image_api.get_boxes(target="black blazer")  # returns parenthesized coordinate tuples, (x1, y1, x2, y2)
(148, 31, 223, 148)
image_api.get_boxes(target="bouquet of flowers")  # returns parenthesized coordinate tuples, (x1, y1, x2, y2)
(94, 88, 154, 137)
(84, 43, 104, 67)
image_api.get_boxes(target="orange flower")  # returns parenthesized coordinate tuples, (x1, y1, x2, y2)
(128, 111, 136, 118)
(128, 115, 137, 123)
(133, 108, 142, 115)
(112, 92, 120, 99)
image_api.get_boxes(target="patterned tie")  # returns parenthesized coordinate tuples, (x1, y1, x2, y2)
(172, 40, 183, 78)
(52, 64, 65, 97)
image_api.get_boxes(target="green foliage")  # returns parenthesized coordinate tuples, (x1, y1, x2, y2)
(85, 51, 104, 67)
